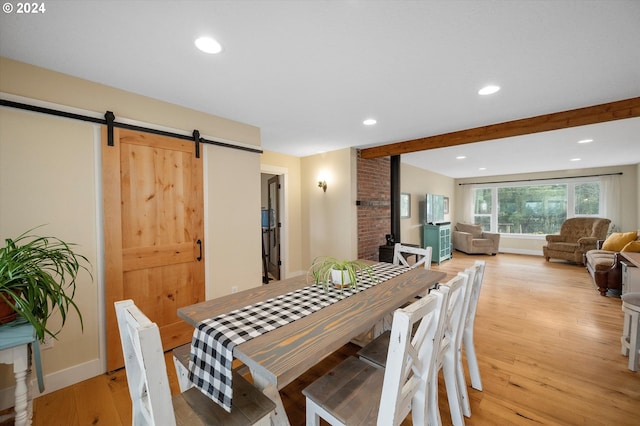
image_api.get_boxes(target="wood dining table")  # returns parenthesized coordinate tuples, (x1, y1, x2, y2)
(177, 262, 446, 425)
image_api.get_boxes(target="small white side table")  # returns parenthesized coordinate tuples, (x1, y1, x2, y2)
(621, 254, 640, 295)
(621, 292, 640, 371)
(0, 319, 44, 426)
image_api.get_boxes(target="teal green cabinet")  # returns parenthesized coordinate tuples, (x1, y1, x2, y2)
(423, 224, 451, 264)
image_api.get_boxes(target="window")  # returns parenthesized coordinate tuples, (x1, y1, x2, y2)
(473, 188, 492, 230)
(574, 182, 600, 215)
(472, 180, 601, 235)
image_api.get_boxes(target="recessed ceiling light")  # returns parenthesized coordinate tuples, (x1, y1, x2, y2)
(456, 155, 466, 160)
(577, 139, 593, 144)
(570, 158, 581, 162)
(478, 85, 500, 96)
(363, 118, 377, 126)
(478, 167, 487, 171)
(195, 37, 222, 54)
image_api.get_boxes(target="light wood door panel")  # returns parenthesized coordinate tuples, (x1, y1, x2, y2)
(103, 127, 204, 371)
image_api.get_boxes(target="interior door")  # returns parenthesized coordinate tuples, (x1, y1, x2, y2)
(267, 175, 281, 280)
(103, 127, 205, 371)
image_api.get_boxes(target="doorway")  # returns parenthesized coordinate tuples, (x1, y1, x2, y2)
(261, 172, 283, 282)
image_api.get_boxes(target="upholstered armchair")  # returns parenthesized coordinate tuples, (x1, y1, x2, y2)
(542, 217, 611, 265)
(452, 223, 500, 255)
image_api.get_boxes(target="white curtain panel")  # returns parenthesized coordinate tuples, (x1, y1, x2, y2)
(600, 175, 621, 233)
(460, 184, 475, 224)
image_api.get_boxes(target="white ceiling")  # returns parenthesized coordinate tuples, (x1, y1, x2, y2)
(1, 0, 639, 178)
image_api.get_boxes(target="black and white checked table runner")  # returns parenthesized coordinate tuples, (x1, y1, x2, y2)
(188, 262, 411, 412)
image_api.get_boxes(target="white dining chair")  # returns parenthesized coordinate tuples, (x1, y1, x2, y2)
(303, 288, 448, 425)
(114, 300, 275, 426)
(463, 260, 486, 392)
(429, 272, 471, 426)
(393, 243, 433, 270)
(357, 272, 471, 426)
(451, 263, 484, 418)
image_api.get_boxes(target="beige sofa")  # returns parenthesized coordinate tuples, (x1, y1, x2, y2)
(452, 223, 500, 255)
(542, 217, 610, 265)
(585, 231, 640, 296)
(585, 248, 622, 296)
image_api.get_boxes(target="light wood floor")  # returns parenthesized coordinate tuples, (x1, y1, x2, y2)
(29, 253, 640, 425)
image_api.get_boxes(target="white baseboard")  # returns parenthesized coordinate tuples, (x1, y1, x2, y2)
(0, 358, 103, 411)
(287, 270, 307, 279)
(452, 249, 543, 257)
(498, 248, 544, 256)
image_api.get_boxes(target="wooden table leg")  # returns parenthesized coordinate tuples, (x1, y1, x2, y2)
(248, 368, 291, 426)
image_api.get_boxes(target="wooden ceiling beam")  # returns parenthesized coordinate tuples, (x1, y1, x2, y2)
(359, 97, 640, 159)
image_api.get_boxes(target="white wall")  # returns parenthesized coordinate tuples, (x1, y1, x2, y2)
(206, 146, 262, 298)
(0, 109, 100, 384)
(400, 163, 455, 246)
(301, 148, 358, 265)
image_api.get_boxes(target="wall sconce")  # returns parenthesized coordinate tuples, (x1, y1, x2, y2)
(317, 172, 328, 192)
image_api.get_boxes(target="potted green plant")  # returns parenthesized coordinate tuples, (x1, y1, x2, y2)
(0, 228, 91, 341)
(308, 256, 378, 291)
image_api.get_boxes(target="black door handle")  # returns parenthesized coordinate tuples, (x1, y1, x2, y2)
(196, 239, 202, 261)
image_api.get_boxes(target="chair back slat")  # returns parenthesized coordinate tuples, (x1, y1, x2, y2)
(458, 267, 477, 351)
(466, 260, 486, 329)
(463, 260, 486, 393)
(393, 243, 433, 270)
(441, 272, 470, 348)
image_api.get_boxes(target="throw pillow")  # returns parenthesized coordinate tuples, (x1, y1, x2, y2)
(601, 231, 638, 252)
(621, 240, 640, 253)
